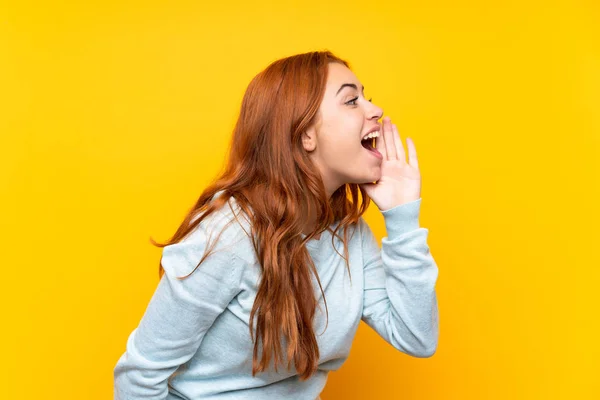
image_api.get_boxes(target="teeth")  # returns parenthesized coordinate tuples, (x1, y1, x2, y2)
(363, 131, 380, 140)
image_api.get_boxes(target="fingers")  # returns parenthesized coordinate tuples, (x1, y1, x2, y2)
(391, 122, 406, 163)
(382, 117, 396, 160)
(380, 116, 418, 167)
(376, 121, 386, 159)
(406, 137, 419, 169)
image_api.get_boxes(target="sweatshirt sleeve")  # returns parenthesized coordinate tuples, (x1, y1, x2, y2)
(360, 198, 439, 357)
(113, 222, 246, 399)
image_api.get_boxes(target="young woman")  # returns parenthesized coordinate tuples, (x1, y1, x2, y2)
(114, 50, 439, 400)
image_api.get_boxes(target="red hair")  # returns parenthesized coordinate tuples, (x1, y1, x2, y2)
(152, 50, 372, 380)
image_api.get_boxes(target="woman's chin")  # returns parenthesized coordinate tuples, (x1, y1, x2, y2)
(354, 172, 382, 185)
(368, 166, 382, 182)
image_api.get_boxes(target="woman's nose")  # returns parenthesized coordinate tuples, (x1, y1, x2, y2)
(367, 102, 383, 120)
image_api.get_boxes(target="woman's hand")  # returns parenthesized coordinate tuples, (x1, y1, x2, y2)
(359, 116, 422, 211)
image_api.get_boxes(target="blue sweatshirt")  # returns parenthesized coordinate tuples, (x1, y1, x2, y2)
(113, 192, 439, 399)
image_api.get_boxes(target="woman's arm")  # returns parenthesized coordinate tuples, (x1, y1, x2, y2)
(113, 226, 245, 399)
(360, 198, 439, 357)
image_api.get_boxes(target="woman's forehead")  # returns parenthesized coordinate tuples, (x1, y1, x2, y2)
(325, 63, 363, 97)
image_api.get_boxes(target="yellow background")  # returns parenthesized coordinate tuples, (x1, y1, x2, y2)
(2, 0, 598, 398)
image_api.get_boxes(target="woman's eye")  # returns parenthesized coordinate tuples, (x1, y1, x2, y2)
(345, 97, 359, 106)
(345, 96, 373, 106)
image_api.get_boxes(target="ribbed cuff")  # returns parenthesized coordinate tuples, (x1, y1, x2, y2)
(381, 198, 422, 237)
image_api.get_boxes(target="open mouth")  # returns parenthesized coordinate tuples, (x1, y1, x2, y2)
(361, 134, 383, 159)
(361, 137, 376, 150)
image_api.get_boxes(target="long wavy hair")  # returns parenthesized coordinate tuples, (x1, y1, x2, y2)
(151, 50, 372, 380)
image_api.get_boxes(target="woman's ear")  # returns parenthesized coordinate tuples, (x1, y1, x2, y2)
(302, 127, 317, 152)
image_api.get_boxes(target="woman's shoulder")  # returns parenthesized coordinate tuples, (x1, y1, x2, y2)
(160, 194, 255, 281)
(187, 192, 255, 262)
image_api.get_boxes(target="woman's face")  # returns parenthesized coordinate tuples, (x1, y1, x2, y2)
(303, 62, 384, 197)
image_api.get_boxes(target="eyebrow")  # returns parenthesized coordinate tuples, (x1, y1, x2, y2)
(336, 83, 365, 96)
